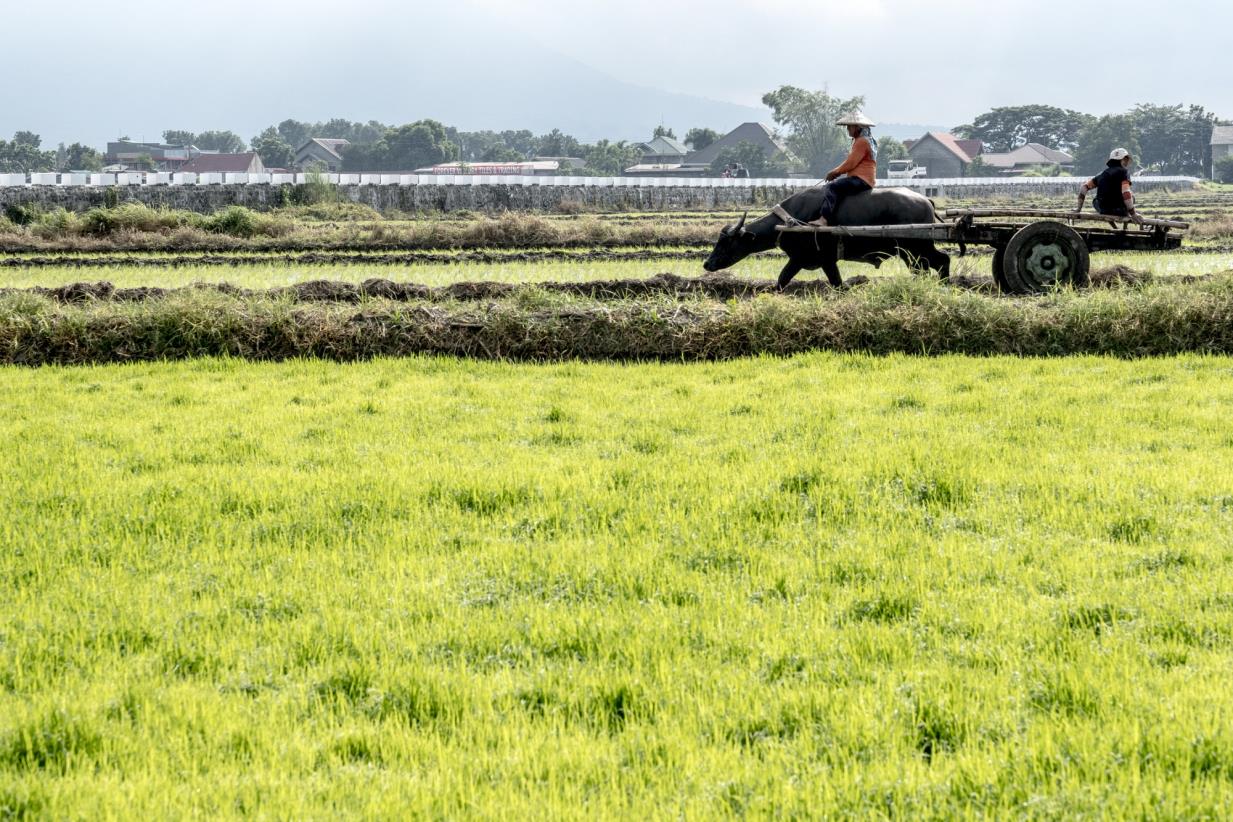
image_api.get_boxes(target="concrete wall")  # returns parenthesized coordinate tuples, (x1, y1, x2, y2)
(0, 178, 1199, 215)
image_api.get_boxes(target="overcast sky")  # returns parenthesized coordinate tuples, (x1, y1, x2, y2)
(1, 0, 1226, 146)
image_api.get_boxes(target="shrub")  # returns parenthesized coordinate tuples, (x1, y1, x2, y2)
(80, 203, 195, 236)
(32, 208, 80, 239)
(284, 201, 382, 222)
(203, 206, 259, 238)
(291, 169, 338, 206)
(3, 203, 40, 226)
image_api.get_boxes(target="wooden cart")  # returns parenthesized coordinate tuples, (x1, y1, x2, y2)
(776, 209, 1189, 294)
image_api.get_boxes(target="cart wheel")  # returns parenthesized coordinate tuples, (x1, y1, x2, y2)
(1001, 221, 1090, 295)
(991, 245, 1008, 292)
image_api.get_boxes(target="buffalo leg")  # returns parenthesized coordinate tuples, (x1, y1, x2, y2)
(928, 246, 951, 279)
(777, 259, 803, 289)
(820, 255, 844, 288)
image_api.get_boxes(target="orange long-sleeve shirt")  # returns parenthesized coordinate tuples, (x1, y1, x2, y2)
(830, 137, 876, 188)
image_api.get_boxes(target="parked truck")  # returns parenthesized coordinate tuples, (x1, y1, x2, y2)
(887, 159, 927, 179)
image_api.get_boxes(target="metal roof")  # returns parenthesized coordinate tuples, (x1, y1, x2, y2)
(641, 136, 689, 156)
(910, 132, 974, 163)
(980, 143, 1075, 168)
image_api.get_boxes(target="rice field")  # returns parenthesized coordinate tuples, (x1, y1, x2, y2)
(2, 353, 1233, 818)
(4, 190, 1233, 817)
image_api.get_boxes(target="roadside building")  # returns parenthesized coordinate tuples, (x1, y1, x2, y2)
(532, 156, 587, 170)
(978, 143, 1075, 175)
(635, 135, 690, 165)
(180, 152, 266, 174)
(104, 140, 202, 171)
(294, 138, 350, 172)
(415, 160, 564, 176)
(904, 132, 981, 178)
(1212, 125, 1233, 178)
(621, 163, 710, 178)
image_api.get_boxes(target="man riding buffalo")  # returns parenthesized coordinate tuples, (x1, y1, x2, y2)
(813, 110, 878, 227)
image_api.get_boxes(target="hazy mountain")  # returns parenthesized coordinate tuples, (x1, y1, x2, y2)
(0, 0, 949, 151)
(5, 26, 768, 148)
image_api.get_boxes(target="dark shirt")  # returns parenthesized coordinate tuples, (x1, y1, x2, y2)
(1093, 165, 1131, 215)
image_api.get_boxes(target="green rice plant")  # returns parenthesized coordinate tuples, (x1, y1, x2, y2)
(1, 352, 1233, 816)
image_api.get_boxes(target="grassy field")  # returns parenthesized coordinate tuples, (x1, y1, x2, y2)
(2, 189, 1230, 255)
(2, 249, 1232, 291)
(2, 353, 1233, 818)
(3, 189, 1232, 816)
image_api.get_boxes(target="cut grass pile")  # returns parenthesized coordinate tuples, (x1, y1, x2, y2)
(2, 353, 1232, 816)
(3, 273, 1233, 363)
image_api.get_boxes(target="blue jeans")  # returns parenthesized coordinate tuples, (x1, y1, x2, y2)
(819, 176, 872, 222)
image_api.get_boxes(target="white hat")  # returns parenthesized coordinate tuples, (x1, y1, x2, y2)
(836, 110, 876, 128)
(1109, 148, 1131, 161)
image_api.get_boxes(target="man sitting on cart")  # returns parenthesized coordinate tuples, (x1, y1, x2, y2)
(1076, 148, 1143, 224)
(811, 111, 877, 227)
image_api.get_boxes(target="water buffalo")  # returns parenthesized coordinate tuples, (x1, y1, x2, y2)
(703, 185, 950, 288)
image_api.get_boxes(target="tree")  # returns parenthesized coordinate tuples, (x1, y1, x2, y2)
(874, 137, 909, 178)
(762, 85, 859, 175)
(1130, 103, 1217, 176)
(536, 129, 584, 158)
(709, 140, 790, 177)
(162, 129, 197, 147)
(342, 120, 458, 171)
(0, 132, 56, 173)
(195, 130, 247, 153)
(251, 127, 294, 169)
(276, 119, 312, 149)
(653, 125, 676, 139)
(1074, 115, 1141, 175)
(384, 120, 457, 170)
(59, 143, 102, 171)
(583, 140, 641, 175)
(952, 105, 1094, 153)
(1214, 155, 1233, 184)
(684, 128, 719, 151)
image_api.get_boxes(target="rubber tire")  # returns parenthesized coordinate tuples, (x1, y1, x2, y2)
(1001, 221, 1090, 295)
(991, 245, 1008, 293)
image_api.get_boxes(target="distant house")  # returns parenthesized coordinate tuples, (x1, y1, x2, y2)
(635, 135, 690, 165)
(105, 140, 202, 171)
(904, 132, 981, 178)
(1212, 125, 1233, 178)
(623, 123, 797, 177)
(180, 152, 266, 174)
(294, 138, 350, 172)
(978, 143, 1075, 175)
(684, 122, 798, 170)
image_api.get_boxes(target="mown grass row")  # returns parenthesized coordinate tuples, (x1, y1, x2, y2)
(0, 204, 724, 253)
(4, 274, 1233, 364)
(3, 193, 1230, 253)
